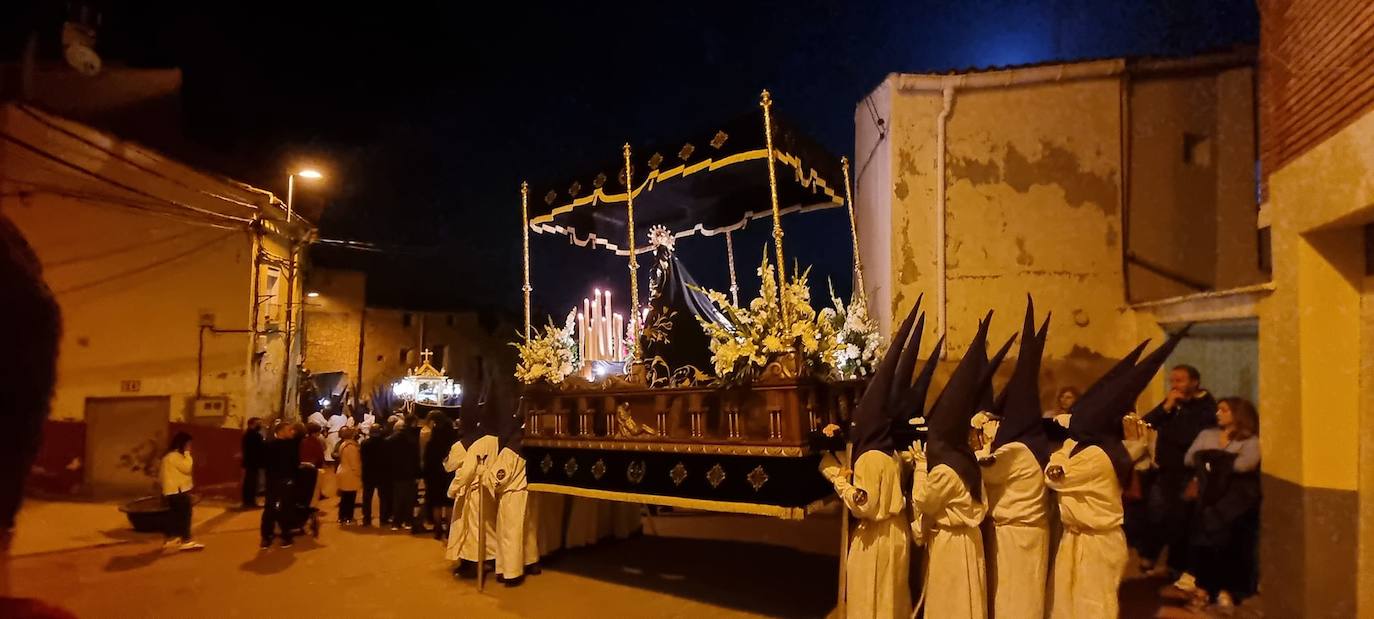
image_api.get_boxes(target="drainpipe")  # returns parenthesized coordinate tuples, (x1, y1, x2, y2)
(936, 84, 955, 357)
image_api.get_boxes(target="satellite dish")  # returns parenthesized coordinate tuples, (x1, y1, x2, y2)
(62, 21, 101, 77)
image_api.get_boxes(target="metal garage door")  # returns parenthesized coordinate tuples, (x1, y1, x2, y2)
(84, 396, 170, 498)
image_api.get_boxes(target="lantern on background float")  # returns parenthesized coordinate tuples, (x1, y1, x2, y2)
(391, 349, 461, 411)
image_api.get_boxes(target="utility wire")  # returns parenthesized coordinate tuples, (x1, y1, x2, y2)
(52, 231, 238, 296)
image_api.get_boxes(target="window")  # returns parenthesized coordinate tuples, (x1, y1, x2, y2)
(399, 347, 411, 366)
(431, 345, 447, 370)
(263, 268, 282, 324)
(446, 314, 455, 327)
(1183, 132, 1212, 166)
(402, 313, 413, 327)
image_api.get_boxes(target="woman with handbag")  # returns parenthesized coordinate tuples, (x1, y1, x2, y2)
(1181, 397, 1260, 612)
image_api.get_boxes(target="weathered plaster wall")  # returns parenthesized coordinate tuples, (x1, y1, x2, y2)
(881, 77, 1137, 403)
(359, 309, 516, 399)
(855, 77, 893, 334)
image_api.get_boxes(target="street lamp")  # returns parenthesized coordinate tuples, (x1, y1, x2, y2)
(286, 168, 323, 222)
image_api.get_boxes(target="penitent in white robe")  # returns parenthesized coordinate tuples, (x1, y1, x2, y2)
(484, 447, 539, 579)
(913, 462, 988, 619)
(446, 435, 498, 563)
(827, 450, 911, 619)
(1045, 439, 1127, 619)
(981, 443, 1051, 619)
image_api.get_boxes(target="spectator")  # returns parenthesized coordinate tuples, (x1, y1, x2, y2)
(335, 427, 362, 524)
(1045, 386, 1079, 419)
(160, 432, 203, 551)
(1184, 397, 1261, 611)
(1142, 364, 1217, 587)
(388, 419, 424, 533)
(300, 422, 326, 469)
(423, 411, 458, 539)
(261, 424, 302, 549)
(241, 418, 265, 508)
(360, 423, 392, 527)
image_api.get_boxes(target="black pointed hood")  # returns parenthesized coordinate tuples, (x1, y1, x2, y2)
(927, 312, 1014, 502)
(991, 296, 1053, 466)
(459, 358, 485, 447)
(850, 302, 923, 458)
(499, 397, 526, 455)
(1069, 326, 1192, 484)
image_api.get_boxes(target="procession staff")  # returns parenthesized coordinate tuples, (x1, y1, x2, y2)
(818, 303, 925, 619)
(484, 398, 541, 586)
(912, 312, 1012, 619)
(1047, 327, 1189, 618)
(447, 361, 499, 578)
(981, 298, 1052, 619)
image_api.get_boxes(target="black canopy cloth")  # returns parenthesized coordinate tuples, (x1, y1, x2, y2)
(525, 109, 845, 256)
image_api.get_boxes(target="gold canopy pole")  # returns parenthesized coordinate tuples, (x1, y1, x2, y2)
(725, 229, 740, 306)
(521, 182, 532, 341)
(840, 157, 866, 307)
(623, 143, 641, 345)
(760, 89, 787, 322)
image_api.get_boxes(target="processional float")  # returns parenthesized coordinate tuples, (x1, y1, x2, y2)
(514, 91, 881, 520)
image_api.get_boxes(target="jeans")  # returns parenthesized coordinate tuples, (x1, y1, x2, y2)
(241, 467, 261, 506)
(391, 479, 419, 529)
(362, 480, 390, 524)
(338, 491, 357, 522)
(164, 492, 192, 541)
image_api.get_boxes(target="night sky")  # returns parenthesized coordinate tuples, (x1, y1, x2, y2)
(7, 0, 1257, 324)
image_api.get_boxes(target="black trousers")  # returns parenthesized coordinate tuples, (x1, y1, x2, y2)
(242, 467, 261, 506)
(338, 491, 357, 522)
(260, 480, 296, 542)
(164, 492, 192, 540)
(1142, 470, 1195, 573)
(1194, 508, 1260, 599)
(391, 479, 419, 529)
(362, 480, 391, 524)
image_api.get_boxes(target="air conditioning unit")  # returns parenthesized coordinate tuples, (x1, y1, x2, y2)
(192, 397, 229, 418)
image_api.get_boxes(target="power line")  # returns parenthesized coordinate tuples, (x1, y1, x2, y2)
(0, 179, 242, 231)
(52, 231, 239, 296)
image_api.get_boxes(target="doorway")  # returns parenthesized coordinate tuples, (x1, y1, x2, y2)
(1162, 318, 1258, 403)
(84, 396, 170, 498)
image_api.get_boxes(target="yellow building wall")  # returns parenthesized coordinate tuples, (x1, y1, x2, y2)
(1260, 104, 1374, 618)
(0, 192, 256, 426)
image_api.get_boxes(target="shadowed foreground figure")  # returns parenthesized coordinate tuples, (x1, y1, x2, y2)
(0, 214, 70, 618)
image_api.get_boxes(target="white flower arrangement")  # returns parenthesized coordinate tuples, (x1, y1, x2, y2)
(822, 280, 883, 380)
(695, 250, 836, 385)
(512, 310, 581, 385)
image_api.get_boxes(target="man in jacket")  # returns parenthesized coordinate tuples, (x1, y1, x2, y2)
(387, 419, 424, 533)
(360, 424, 392, 527)
(241, 418, 265, 508)
(1141, 364, 1217, 588)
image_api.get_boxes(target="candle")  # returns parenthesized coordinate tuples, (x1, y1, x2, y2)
(582, 298, 591, 359)
(592, 290, 602, 360)
(603, 291, 613, 359)
(577, 310, 587, 362)
(613, 313, 623, 359)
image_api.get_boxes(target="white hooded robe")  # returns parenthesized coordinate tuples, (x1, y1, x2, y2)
(1044, 439, 1127, 619)
(445, 434, 498, 562)
(484, 446, 538, 579)
(981, 442, 1050, 619)
(825, 450, 911, 619)
(913, 461, 988, 619)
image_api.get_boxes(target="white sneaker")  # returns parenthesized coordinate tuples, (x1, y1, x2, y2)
(163, 538, 182, 550)
(178, 541, 205, 551)
(1172, 572, 1198, 593)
